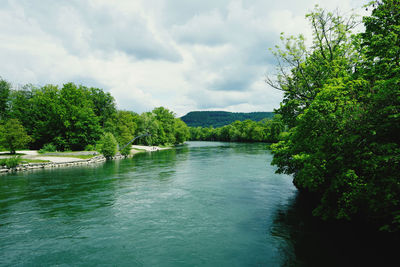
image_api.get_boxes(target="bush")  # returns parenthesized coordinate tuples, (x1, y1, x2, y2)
(39, 143, 57, 154)
(85, 144, 95, 151)
(0, 156, 22, 168)
(98, 133, 117, 159)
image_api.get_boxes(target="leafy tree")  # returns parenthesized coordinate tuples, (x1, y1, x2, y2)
(135, 107, 189, 146)
(107, 110, 137, 143)
(269, 2, 400, 232)
(99, 132, 118, 159)
(29, 84, 64, 149)
(88, 87, 117, 127)
(119, 133, 133, 156)
(111, 111, 138, 156)
(0, 119, 31, 154)
(153, 107, 176, 145)
(266, 7, 359, 127)
(28, 83, 102, 150)
(8, 84, 35, 134)
(174, 118, 190, 144)
(136, 112, 160, 145)
(0, 78, 11, 121)
(59, 83, 102, 150)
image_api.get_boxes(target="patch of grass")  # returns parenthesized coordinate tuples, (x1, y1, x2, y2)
(21, 159, 50, 163)
(42, 155, 96, 159)
(0, 153, 26, 156)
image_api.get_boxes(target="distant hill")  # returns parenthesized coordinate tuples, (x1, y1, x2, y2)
(180, 111, 274, 127)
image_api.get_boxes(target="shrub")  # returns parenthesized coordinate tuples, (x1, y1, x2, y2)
(0, 156, 22, 168)
(39, 143, 57, 154)
(85, 144, 95, 151)
(99, 133, 117, 159)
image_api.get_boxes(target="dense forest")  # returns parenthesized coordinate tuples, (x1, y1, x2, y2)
(189, 115, 284, 143)
(181, 111, 274, 127)
(0, 81, 190, 155)
(269, 1, 400, 232)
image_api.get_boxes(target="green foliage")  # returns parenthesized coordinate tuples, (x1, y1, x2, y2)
(189, 115, 285, 143)
(0, 78, 11, 121)
(181, 111, 274, 127)
(38, 143, 57, 154)
(12, 83, 107, 151)
(99, 133, 118, 159)
(8, 84, 35, 134)
(105, 110, 138, 156)
(267, 7, 359, 127)
(174, 119, 190, 144)
(0, 119, 31, 154)
(88, 87, 117, 127)
(84, 144, 95, 151)
(1, 80, 188, 153)
(269, 3, 400, 232)
(136, 107, 190, 146)
(0, 156, 22, 168)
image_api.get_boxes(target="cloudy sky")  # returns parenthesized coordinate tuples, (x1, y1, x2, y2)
(0, 0, 367, 116)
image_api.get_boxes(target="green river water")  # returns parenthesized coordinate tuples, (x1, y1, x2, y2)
(0, 142, 396, 266)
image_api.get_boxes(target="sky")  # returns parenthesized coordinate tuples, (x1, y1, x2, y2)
(0, 0, 367, 116)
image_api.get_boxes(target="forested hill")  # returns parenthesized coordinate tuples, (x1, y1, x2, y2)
(180, 111, 274, 127)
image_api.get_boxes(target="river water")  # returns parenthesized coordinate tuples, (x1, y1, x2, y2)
(0, 142, 396, 266)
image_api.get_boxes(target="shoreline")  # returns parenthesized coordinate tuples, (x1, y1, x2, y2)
(0, 145, 171, 174)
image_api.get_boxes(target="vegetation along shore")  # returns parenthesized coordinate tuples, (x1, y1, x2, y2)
(0, 145, 170, 173)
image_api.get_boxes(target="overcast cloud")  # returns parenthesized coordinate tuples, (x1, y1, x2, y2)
(0, 0, 367, 116)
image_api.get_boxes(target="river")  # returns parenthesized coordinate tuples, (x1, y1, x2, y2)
(0, 142, 396, 266)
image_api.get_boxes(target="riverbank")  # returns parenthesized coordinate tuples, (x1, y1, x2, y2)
(0, 145, 170, 174)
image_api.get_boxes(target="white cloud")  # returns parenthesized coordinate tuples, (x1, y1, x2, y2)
(0, 0, 368, 116)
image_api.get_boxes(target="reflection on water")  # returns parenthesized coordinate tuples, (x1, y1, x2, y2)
(272, 193, 399, 267)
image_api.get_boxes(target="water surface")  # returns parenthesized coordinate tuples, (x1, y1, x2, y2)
(1, 142, 396, 266)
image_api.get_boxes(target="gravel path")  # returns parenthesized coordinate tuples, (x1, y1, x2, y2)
(32, 157, 85, 163)
(1, 146, 169, 163)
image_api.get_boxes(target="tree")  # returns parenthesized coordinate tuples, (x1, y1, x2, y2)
(26, 83, 103, 150)
(0, 119, 31, 154)
(29, 84, 64, 149)
(99, 132, 117, 159)
(0, 78, 11, 121)
(174, 118, 190, 144)
(88, 87, 117, 127)
(136, 112, 160, 145)
(269, 2, 400, 231)
(266, 7, 359, 127)
(59, 83, 102, 150)
(153, 107, 176, 145)
(119, 132, 133, 157)
(9, 84, 35, 134)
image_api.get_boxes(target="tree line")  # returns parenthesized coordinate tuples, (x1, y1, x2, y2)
(0, 81, 190, 155)
(189, 115, 285, 143)
(181, 111, 274, 127)
(268, 1, 400, 232)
